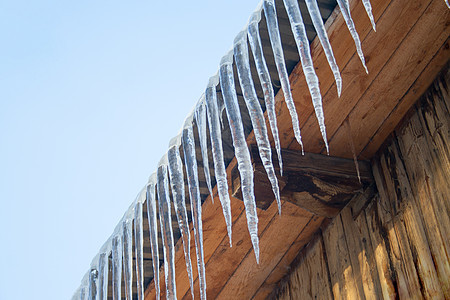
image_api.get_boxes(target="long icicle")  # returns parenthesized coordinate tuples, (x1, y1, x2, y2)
(234, 31, 282, 214)
(182, 120, 207, 300)
(123, 218, 133, 300)
(157, 155, 177, 299)
(134, 193, 145, 300)
(247, 12, 283, 175)
(147, 174, 161, 300)
(305, 0, 342, 96)
(88, 267, 98, 300)
(194, 96, 214, 203)
(205, 75, 233, 246)
(337, 0, 369, 73)
(283, 0, 329, 154)
(361, 0, 376, 31)
(220, 51, 260, 263)
(167, 137, 195, 299)
(263, 0, 304, 153)
(97, 252, 108, 300)
(111, 234, 123, 300)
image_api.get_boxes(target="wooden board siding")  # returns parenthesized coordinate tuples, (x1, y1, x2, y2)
(275, 66, 449, 299)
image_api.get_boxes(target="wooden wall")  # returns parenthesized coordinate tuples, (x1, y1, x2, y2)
(274, 66, 449, 299)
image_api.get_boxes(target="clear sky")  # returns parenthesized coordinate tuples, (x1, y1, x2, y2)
(0, 0, 259, 298)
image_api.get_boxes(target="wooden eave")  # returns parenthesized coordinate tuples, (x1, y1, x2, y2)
(142, 0, 449, 299)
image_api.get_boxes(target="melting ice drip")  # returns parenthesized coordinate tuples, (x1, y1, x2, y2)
(72, 0, 377, 298)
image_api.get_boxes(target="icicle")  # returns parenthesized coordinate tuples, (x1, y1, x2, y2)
(167, 136, 195, 299)
(194, 96, 214, 203)
(97, 252, 109, 300)
(122, 218, 133, 300)
(304, 0, 342, 96)
(88, 268, 98, 300)
(219, 51, 260, 263)
(111, 234, 123, 300)
(361, 0, 376, 31)
(80, 272, 89, 300)
(234, 31, 282, 214)
(157, 155, 177, 299)
(247, 12, 284, 175)
(283, 0, 329, 154)
(446, 0, 450, 9)
(72, 287, 81, 300)
(205, 75, 233, 246)
(263, 0, 304, 153)
(344, 119, 361, 183)
(134, 198, 145, 300)
(182, 120, 207, 300)
(336, 0, 369, 73)
(147, 174, 161, 300)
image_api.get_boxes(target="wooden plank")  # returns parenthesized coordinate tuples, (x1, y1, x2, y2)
(327, 0, 450, 158)
(341, 205, 383, 300)
(181, 196, 281, 299)
(276, 235, 333, 300)
(215, 202, 313, 299)
(295, 0, 430, 154)
(364, 199, 397, 299)
(359, 41, 450, 159)
(372, 160, 420, 299)
(270, 0, 391, 150)
(251, 215, 325, 299)
(396, 112, 450, 296)
(322, 214, 361, 299)
(379, 143, 444, 299)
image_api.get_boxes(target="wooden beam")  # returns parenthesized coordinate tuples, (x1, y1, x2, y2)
(231, 146, 373, 214)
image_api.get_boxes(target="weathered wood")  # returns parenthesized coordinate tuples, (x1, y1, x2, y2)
(215, 202, 313, 299)
(322, 214, 362, 299)
(252, 215, 325, 299)
(231, 146, 372, 211)
(395, 89, 450, 296)
(341, 206, 383, 300)
(373, 158, 422, 299)
(364, 199, 397, 299)
(327, 0, 450, 159)
(276, 235, 333, 300)
(346, 183, 377, 219)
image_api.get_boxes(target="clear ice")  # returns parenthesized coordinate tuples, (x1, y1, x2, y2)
(88, 267, 98, 300)
(247, 11, 284, 175)
(157, 156, 177, 299)
(182, 120, 207, 300)
(234, 31, 281, 214)
(362, 0, 376, 31)
(168, 137, 194, 299)
(337, 0, 369, 73)
(111, 234, 123, 300)
(220, 51, 260, 263)
(123, 218, 133, 300)
(205, 75, 233, 246)
(147, 174, 161, 300)
(283, 0, 329, 153)
(305, 0, 342, 96)
(134, 195, 145, 300)
(263, 0, 304, 152)
(97, 252, 108, 300)
(194, 97, 214, 203)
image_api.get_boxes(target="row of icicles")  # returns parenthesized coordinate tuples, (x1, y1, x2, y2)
(73, 0, 377, 299)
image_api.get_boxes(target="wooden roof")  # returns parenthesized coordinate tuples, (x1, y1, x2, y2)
(102, 0, 450, 298)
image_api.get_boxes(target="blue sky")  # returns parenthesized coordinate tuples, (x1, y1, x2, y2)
(0, 0, 259, 298)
